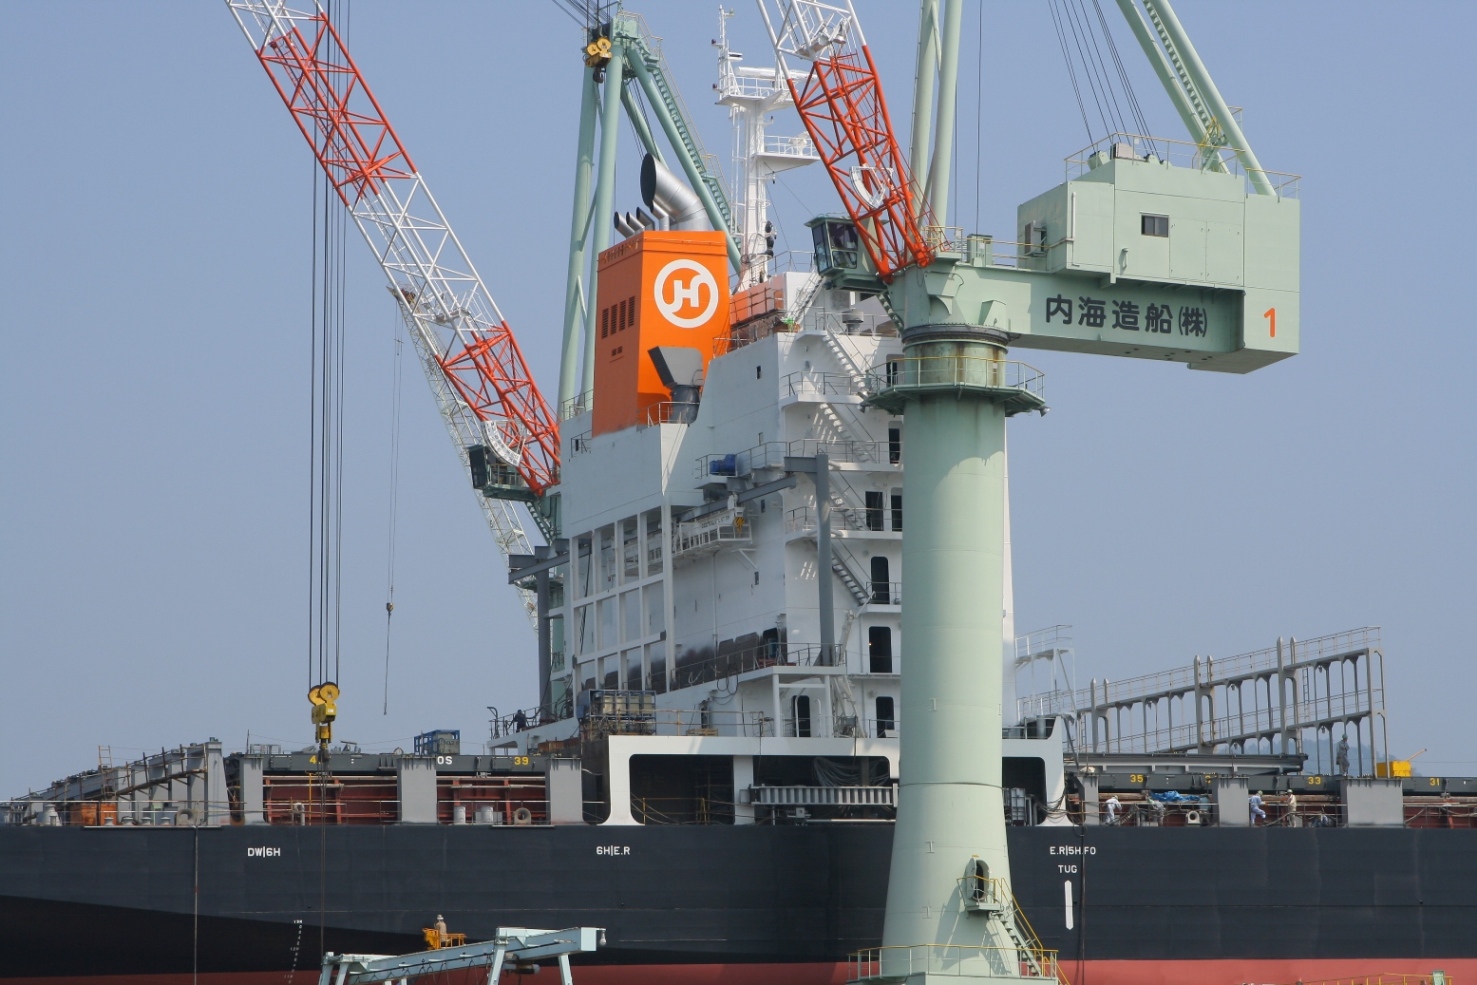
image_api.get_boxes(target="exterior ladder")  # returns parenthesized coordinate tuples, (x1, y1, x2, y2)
(1141, 1, 1230, 169)
(823, 330, 872, 394)
(1002, 888, 1068, 984)
(830, 542, 872, 606)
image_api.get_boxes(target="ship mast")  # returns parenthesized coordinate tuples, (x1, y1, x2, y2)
(714, 8, 819, 290)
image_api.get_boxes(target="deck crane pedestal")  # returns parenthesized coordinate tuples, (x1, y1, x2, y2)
(765, 1, 1299, 983)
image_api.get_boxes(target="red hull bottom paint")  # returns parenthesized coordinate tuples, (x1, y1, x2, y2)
(8, 961, 1476, 985)
(1064, 961, 1477, 985)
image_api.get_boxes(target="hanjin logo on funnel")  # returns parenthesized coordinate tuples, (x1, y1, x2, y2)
(653, 259, 719, 329)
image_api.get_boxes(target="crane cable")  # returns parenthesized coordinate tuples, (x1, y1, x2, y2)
(383, 334, 404, 715)
(1047, 0, 1152, 148)
(1047, 0, 1095, 146)
(1090, 0, 1153, 139)
(312, 1, 353, 962)
(307, 1, 351, 696)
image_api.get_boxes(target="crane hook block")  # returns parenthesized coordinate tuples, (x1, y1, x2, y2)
(308, 682, 340, 725)
(584, 37, 612, 68)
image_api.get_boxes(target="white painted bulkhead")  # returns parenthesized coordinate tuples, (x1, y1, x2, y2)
(510, 295, 1064, 827)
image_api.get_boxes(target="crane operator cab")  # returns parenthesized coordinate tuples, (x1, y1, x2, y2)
(808, 215, 878, 291)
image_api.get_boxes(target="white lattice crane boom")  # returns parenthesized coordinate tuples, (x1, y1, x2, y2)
(227, 0, 563, 624)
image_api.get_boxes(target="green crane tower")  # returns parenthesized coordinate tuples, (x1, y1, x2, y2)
(776, 1, 1300, 982)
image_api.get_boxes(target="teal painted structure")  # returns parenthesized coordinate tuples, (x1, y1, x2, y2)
(868, 333, 1047, 983)
(848, 3, 1301, 979)
(888, 148, 1299, 374)
(561, 11, 738, 406)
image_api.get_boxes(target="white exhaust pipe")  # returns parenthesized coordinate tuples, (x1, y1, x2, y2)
(641, 153, 710, 231)
(613, 211, 640, 238)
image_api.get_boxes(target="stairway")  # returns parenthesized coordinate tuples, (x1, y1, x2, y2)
(786, 271, 824, 327)
(999, 888, 1067, 983)
(825, 477, 869, 530)
(814, 402, 875, 451)
(830, 542, 872, 606)
(823, 330, 871, 394)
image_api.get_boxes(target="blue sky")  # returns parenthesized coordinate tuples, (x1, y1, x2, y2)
(3, 1, 1474, 794)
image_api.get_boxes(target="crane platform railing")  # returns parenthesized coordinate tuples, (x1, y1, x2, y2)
(1065, 131, 1301, 199)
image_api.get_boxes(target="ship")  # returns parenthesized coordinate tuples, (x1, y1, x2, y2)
(4, 2, 1475, 984)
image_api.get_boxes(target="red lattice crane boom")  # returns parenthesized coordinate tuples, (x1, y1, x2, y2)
(227, 2, 560, 529)
(759, 0, 935, 282)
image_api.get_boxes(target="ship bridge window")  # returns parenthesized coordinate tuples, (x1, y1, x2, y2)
(1141, 214, 1169, 237)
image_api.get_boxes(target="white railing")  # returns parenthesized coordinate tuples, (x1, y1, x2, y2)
(1065, 131, 1302, 199)
(763, 133, 818, 159)
(867, 356, 1046, 403)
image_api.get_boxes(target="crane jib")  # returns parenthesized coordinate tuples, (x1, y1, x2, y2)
(228, 2, 560, 503)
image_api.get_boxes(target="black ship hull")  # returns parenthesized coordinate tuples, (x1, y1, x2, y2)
(2, 824, 1473, 984)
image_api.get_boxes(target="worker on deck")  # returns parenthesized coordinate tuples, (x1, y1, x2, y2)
(1249, 792, 1267, 825)
(1336, 736, 1351, 776)
(1286, 791, 1299, 826)
(1105, 794, 1121, 825)
(435, 914, 448, 946)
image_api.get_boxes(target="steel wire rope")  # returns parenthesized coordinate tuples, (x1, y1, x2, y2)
(973, 0, 982, 234)
(332, 115, 348, 690)
(1047, 0, 1094, 146)
(1056, 0, 1114, 138)
(1090, 0, 1153, 141)
(951, 39, 958, 231)
(1070, 0, 1133, 137)
(548, 0, 597, 31)
(1056, 0, 1125, 144)
(307, 132, 320, 695)
(383, 334, 403, 715)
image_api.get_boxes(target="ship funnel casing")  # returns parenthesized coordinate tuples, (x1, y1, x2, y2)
(641, 154, 709, 231)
